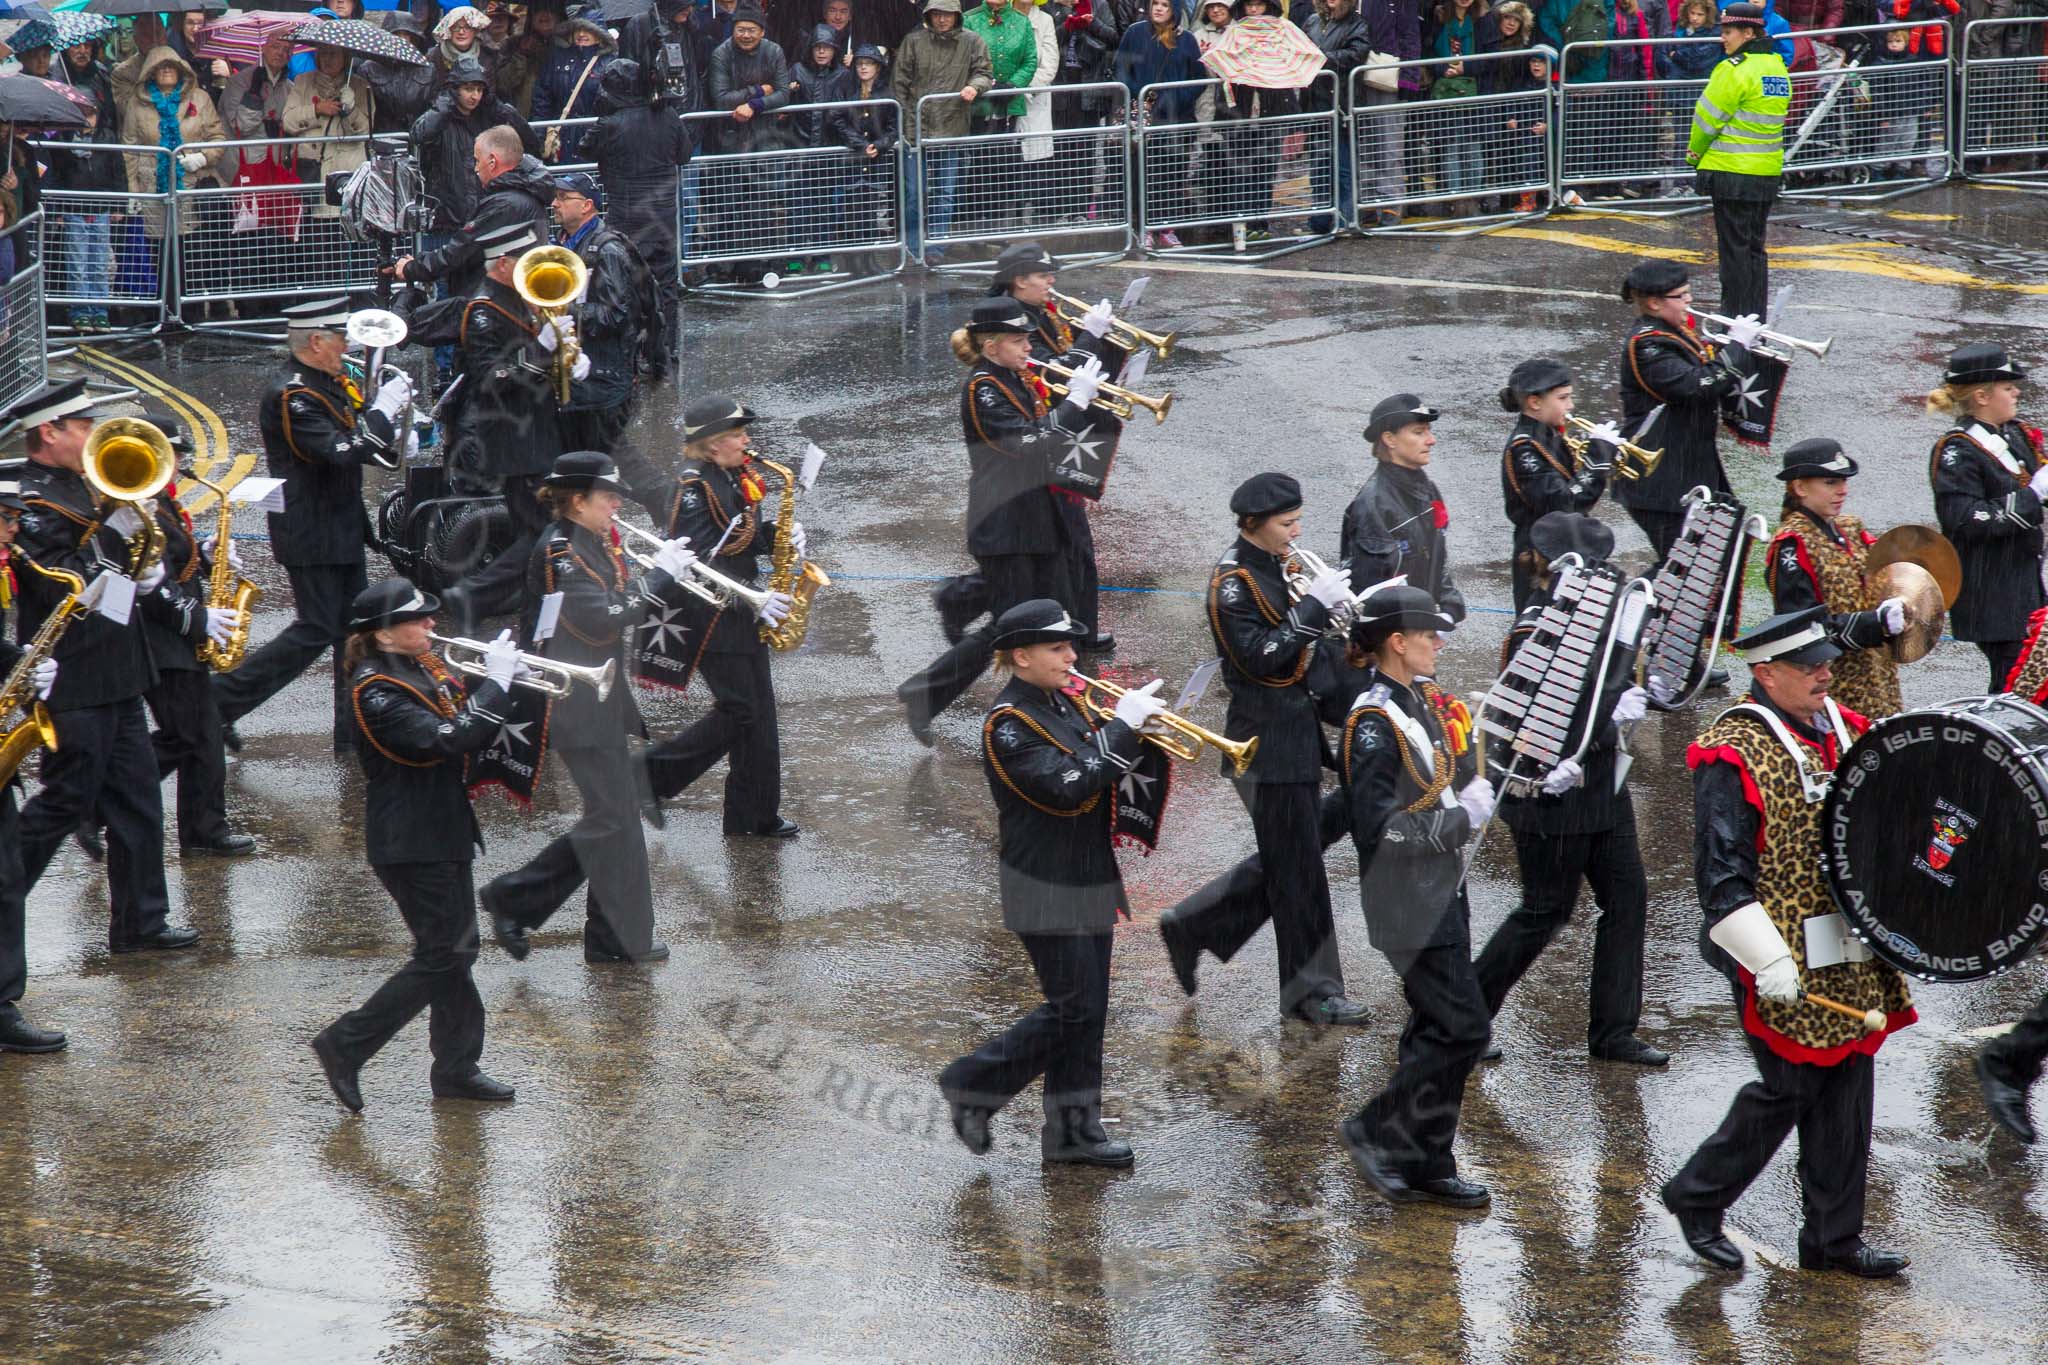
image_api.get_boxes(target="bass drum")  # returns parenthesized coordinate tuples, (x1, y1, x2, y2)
(1821, 695, 2048, 982)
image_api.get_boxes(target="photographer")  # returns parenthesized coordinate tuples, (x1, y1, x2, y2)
(619, 0, 708, 111)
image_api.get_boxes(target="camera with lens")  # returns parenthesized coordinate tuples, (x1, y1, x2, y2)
(654, 37, 692, 103)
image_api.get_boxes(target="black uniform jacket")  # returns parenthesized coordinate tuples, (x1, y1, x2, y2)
(260, 364, 392, 568)
(961, 360, 1083, 558)
(655, 456, 769, 658)
(1501, 415, 1604, 558)
(1494, 589, 1635, 837)
(1342, 675, 1479, 954)
(1207, 535, 1333, 784)
(1930, 420, 2046, 643)
(14, 462, 156, 709)
(1618, 318, 1745, 515)
(458, 279, 562, 481)
(980, 674, 1145, 934)
(1340, 461, 1467, 623)
(1765, 509, 1888, 651)
(350, 649, 510, 866)
(139, 495, 213, 674)
(523, 519, 677, 748)
(564, 218, 654, 412)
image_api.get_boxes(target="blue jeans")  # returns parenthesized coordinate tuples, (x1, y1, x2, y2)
(922, 147, 962, 253)
(1442, 142, 1483, 197)
(60, 212, 110, 314)
(421, 229, 457, 375)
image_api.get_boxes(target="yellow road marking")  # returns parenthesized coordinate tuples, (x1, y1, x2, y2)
(1492, 226, 1708, 261)
(1883, 210, 1959, 222)
(77, 346, 253, 512)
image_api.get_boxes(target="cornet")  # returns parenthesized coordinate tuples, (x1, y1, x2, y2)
(1563, 414, 1664, 482)
(1049, 290, 1178, 360)
(1069, 671, 1259, 777)
(1024, 357, 1173, 425)
(1688, 309, 1832, 364)
(430, 633, 615, 700)
(613, 520, 778, 616)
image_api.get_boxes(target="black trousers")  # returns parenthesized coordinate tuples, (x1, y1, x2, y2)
(1475, 817, 1648, 1051)
(18, 699, 171, 948)
(1165, 781, 1346, 1014)
(901, 550, 1071, 724)
(1351, 917, 1490, 1183)
(215, 560, 367, 748)
(644, 645, 781, 831)
(0, 789, 25, 1016)
(1626, 505, 1690, 564)
(560, 403, 633, 456)
(147, 665, 229, 845)
(1980, 640, 2025, 694)
(1983, 992, 2048, 1083)
(486, 742, 654, 956)
(1709, 193, 1772, 320)
(455, 473, 550, 623)
(1056, 497, 1100, 638)
(324, 860, 486, 1082)
(1663, 982, 1875, 1261)
(939, 930, 1111, 1114)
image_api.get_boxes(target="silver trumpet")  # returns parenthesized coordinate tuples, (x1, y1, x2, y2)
(430, 633, 615, 700)
(1688, 309, 1833, 363)
(1285, 546, 1406, 639)
(614, 519, 777, 615)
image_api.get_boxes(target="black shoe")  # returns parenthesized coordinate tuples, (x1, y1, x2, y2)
(221, 724, 244, 754)
(1977, 1051, 2036, 1144)
(482, 886, 530, 962)
(110, 926, 201, 954)
(1663, 1189, 1743, 1270)
(1292, 995, 1369, 1027)
(1592, 1036, 1671, 1068)
(727, 817, 799, 839)
(1480, 1040, 1503, 1062)
(182, 832, 258, 857)
(1079, 633, 1116, 655)
(0, 1013, 66, 1053)
(949, 1098, 993, 1155)
(1704, 667, 1731, 690)
(898, 684, 935, 748)
(1338, 1117, 1418, 1203)
(584, 941, 671, 964)
(1042, 1105, 1134, 1167)
(1159, 912, 1199, 997)
(1799, 1243, 1908, 1278)
(75, 826, 105, 861)
(634, 751, 667, 830)
(430, 1071, 516, 1102)
(1413, 1175, 1491, 1208)
(311, 1030, 363, 1112)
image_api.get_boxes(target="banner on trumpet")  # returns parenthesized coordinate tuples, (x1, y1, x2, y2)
(466, 683, 551, 807)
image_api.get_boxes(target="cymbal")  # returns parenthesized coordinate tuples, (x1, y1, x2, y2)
(1867, 524, 1961, 609)
(1877, 561, 1945, 663)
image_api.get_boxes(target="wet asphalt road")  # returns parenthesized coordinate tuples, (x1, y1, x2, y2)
(8, 185, 2048, 1363)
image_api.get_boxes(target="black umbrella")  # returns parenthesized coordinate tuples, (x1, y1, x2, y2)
(289, 16, 430, 65)
(595, 0, 653, 20)
(0, 74, 93, 128)
(83, 0, 226, 15)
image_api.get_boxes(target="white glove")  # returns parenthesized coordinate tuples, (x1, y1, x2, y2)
(756, 590, 794, 627)
(1646, 673, 1676, 707)
(1877, 597, 1906, 636)
(2028, 464, 2048, 498)
(1755, 954, 1802, 1005)
(1540, 758, 1584, 796)
(1111, 677, 1168, 730)
(1061, 354, 1106, 410)
(651, 536, 697, 581)
(1611, 685, 1649, 725)
(1305, 564, 1352, 610)
(404, 424, 421, 462)
(369, 372, 414, 423)
(1079, 298, 1114, 339)
(339, 89, 357, 117)
(481, 627, 520, 690)
(135, 561, 165, 593)
(203, 534, 244, 572)
(204, 607, 239, 647)
(31, 657, 56, 700)
(539, 315, 577, 353)
(178, 150, 207, 174)
(1720, 312, 1765, 348)
(790, 520, 807, 559)
(106, 505, 144, 538)
(536, 316, 562, 352)
(1455, 776, 1497, 828)
(569, 350, 591, 382)
(1581, 420, 1625, 449)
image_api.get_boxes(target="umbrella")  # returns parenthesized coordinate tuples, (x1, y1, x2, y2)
(596, 0, 653, 20)
(289, 15, 427, 64)
(0, 4, 57, 23)
(0, 72, 92, 126)
(7, 9, 114, 50)
(194, 10, 312, 66)
(1198, 15, 1327, 91)
(82, 0, 225, 15)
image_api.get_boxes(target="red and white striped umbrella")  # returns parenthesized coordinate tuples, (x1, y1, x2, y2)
(192, 11, 312, 67)
(1198, 15, 1327, 91)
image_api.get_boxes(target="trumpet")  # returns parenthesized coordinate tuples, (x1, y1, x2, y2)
(1689, 309, 1833, 363)
(1049, 290, 1178, 360)
(1562, 413, 1664, 482)
(429, 633, 615, 700)
(1284, 547, 1402, 639)
(1069, 670, 1259, 777)
(613, 519, 779, 616)
(1024, 357, 1173, 425)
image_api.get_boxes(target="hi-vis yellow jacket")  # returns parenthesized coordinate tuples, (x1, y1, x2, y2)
(1688, 49, 1791, 176)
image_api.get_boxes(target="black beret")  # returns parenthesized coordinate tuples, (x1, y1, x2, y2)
(1230, 471, 1303, 519)
(1621, 258, 1690, 302)
(989, 241, 1059, 292)
(1507, 356, 1573, 399)
(1529, 511, 1615, 568)
(1776, 437, 1859, 480)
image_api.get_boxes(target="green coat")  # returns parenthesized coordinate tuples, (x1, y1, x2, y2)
(964, 4, 1037, 118)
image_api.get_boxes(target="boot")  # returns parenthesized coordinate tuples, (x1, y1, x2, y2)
(1042, 1101, 1133, 1167)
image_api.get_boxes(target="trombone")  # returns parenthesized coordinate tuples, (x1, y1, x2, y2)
(1024, 357, 1173, 425)
(1688, 309, 1833, 364)
(1069, 670, 1259, 777)
(430, 633, 615, 700)
(1049, 290, 1178, 360)
(613, 519, 778, 615)
(1563, 413, 1664, 482)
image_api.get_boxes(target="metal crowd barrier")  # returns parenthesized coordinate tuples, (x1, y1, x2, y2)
(1135, 71, 1339, 261)
(1556, 34, 1717, 213)
(675, 99, 906, 298)
(1961, 16, 2048, 190)
(1350, 50, 1556, 237)
(29, 142, 174, 337)
(913, 82, 1131, 270)
(0, 212, 48, 414)
(173, 135, 386, 309)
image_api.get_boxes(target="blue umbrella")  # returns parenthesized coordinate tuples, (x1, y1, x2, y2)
(8, 9, 115, 49)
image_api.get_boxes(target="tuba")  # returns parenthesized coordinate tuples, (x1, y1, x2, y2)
(82, 418, 177, 575)
(754, 455, 829, 651)
(184, 471, 261, 672)
(513, 245, 588, 404)
(0, 557, 87, 785)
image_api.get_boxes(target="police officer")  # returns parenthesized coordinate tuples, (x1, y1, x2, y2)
(1498, 357, 1611, 612)
(897, 299, 1105, 743)
(216, 298, 412, 752)
(310, 579, 521, 1112)
(8, 380, 200, 954)
(0, 476, 64, 1052)
(1343, 394, 1466, 623)
(553, 171, 657, 455)
(938, 598, 1166, 1167)
(1687, 2, 1788, 321)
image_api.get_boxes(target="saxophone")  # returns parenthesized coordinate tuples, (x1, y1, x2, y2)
(0, 556, 87, 785)
(753, 456, 830, 651)
(186, 473, 261, 672)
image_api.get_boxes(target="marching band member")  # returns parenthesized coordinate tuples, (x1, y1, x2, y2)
(1979, 1000, 2048, 1146)
(897, 299, 1105, 744)
(1499, 358, 1609, 612)
(640, 397, 799, 838)
(216, 298, 410, 753)
(1764, 439, 1906, 719)
(310, 580, 521, 1112)
(1343, 394, 1466, 623)
(0, 477, 64, 1053)
(1337, 585, 1495, 1208)
(1926, 343, 2045, 692)
(1663, 608, 1914, 1277)
(1158, 473, 1365, 1026)
(481, 453, 695, 966)
(8, 381, 199, 955)
(1476, 514, 1665, 1068)
(938, 599, 1166, 1167)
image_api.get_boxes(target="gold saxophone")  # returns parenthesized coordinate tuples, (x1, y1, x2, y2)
(754, 456, 829, 651)
(186, 472, 260, 672)
(0, 556, 88, 785)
